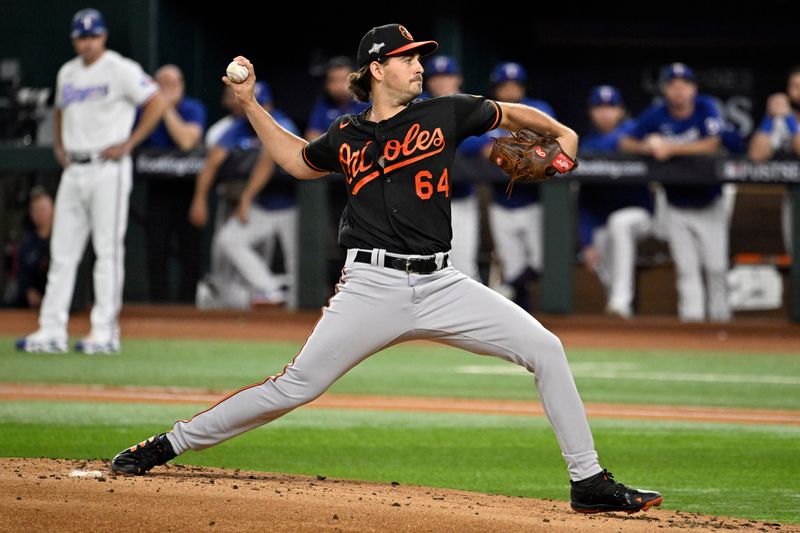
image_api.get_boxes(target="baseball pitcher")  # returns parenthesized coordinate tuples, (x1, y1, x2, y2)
(111, 24, 662, 514)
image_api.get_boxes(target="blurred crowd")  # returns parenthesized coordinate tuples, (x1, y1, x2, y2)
(5, 52, 798, 322)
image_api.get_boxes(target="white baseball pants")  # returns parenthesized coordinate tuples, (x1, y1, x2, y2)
(592, 207, 653, 316)
(666, 196, 731, 322)
(489, 203, 543, 280)
(215, 205, 298, 308)
(449, 195, 481, 281)
(38, 158, 131, 342)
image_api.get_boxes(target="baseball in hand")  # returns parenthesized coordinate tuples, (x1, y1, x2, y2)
(226, 61, 249, 83)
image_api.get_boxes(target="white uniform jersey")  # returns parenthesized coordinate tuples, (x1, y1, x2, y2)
(56, 49, 157, 153)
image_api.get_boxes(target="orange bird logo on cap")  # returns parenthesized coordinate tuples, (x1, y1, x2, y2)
(399, 25, 414, 40)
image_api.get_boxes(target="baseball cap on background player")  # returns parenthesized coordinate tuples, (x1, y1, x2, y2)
(253, 81, 271, 106)
(425, 55, 460, 77)
(660, 62, 696, 86)
(490, 62, 528, 86)
(356, 24, 438, 68)
(70, 8, 106, 38)
(588, 85, 623, 107)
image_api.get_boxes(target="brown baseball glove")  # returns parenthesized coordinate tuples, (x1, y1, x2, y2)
(490, 128, 578, 196)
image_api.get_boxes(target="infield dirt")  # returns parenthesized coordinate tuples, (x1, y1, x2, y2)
(3, 458, 796, 533)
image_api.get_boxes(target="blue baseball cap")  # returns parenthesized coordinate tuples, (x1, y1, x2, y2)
(588, 85, 623, 107)
(425, 55, 460, 76)
(70, 8, 106, 38)
(661, 62, 695, 83)
(254, 81, 272, 105)
(490, 62, 527, 85)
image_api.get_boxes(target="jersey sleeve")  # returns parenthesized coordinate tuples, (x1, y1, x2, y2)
(697, 98, 723, 137)
(215, 121, 243, 151)
(450, 94, 503, 143)
(118, 59, 158, 106)
(181, 99, 207, 130)
(301, 121, 339, 173)
(628, 106, 659, 139)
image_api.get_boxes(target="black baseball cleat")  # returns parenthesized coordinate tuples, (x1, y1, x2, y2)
(111, 433, 177, 475)
(570, 469, 663, 514)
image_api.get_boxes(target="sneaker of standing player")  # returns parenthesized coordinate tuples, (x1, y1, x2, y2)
(250, 287, 286, 307)
(604, 302, 633, 320)
(111, 433, 177, 475)
(195, 277, 219, 310)
(570, 469, 663, 514)
(74, 335, 120, 355)
(15, 330, 68, 353)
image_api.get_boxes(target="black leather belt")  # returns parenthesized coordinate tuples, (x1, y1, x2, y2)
(68, 154, 94, 164)
(354, 250, 448, 274)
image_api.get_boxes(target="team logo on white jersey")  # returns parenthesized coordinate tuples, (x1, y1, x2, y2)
(369, 42, 385, 55)
(62, 83, 109, 106)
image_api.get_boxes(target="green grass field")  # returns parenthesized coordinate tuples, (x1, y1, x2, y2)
(1, 336, 799, 523)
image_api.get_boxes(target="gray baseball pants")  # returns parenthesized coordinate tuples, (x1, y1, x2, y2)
(168, 248, 602, 481)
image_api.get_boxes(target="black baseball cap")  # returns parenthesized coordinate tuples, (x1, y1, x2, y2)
(357, 24, 438, 68)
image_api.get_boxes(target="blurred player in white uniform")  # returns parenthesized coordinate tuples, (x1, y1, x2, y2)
(190, 82, 299, 308)
(16, 8, 165, 354)
(579, 86, 653, 318)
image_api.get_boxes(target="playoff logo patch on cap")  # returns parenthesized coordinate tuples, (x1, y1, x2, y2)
(356, 24, 438, 67)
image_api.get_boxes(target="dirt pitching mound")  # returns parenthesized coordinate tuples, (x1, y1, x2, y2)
(1, 458, 794, 533)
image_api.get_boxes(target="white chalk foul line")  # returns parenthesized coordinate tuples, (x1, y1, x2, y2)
(456, 365, 800, 385)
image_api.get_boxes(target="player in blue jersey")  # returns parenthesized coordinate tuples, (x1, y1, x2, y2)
(620, 63, 730, 322)
(305, 56, 369, 141)
(749, 66, 800, 255)
(485, 62, 555, 310)
(422, 55, 482, 281)
(189, 81, 299, 308)
(579, 86, 653, 319)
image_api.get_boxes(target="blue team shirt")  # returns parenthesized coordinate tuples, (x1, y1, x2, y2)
(140, 97, 206, 149)
(307, 97, 369, 133)
(217, 109, 298, 210)
(629, 95, 722, 208)
(489, 97, 555, 207)
(582, 118, 636, 152)
(756, 114, 799, 155)
(578, 119, 653, 247)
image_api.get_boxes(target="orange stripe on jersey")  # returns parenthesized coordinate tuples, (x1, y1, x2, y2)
(382, 144, 445, 174)
(487, 100, 502, 131)
(350, 144, 446, 196)
(351, 170, 381, 195)
(302, 145, 329, 173)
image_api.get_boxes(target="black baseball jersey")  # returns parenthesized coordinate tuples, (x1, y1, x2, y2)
(302, 94, 502, 255)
